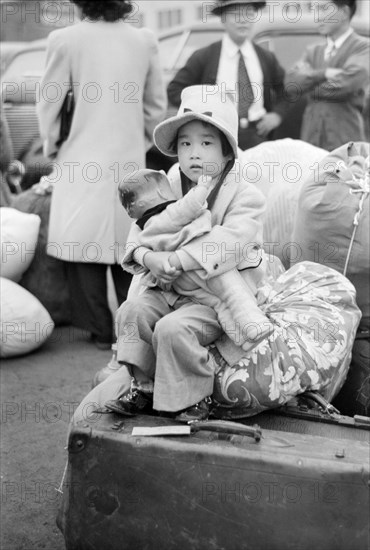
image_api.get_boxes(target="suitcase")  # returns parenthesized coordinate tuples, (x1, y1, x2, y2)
(58, 402, 370, 550)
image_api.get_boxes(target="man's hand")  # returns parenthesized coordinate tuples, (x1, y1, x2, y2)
(144, 251, 182, 284)
(289, 60, 313, 75)
(256, 113, 282, 137)
(325, 68, 343, 80)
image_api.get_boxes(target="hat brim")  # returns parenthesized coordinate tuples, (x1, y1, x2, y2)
(212, 1, 266, 15)
(154, 112, 238, 159)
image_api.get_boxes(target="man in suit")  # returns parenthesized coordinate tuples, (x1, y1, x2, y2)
(167, 0, 287, 151)
(285, 0, 369, 151)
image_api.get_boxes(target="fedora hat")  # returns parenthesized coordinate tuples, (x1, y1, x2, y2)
(154, 85, 239, 159)
(211, 0, 266, 16)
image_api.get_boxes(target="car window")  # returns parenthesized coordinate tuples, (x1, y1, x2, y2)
(255, 39, 270, 51)
(2, 50, 46, 80)
(158, 34, 183, 71)
(261, 34, 326, 70)
(174, 30, 224, 71)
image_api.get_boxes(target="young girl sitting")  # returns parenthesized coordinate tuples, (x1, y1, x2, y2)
(105, 85, 270, 422)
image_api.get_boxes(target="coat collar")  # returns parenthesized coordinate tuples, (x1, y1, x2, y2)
(326, 27, 353, 51)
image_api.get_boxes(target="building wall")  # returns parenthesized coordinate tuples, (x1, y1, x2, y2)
(136, 0, 370, 32)
(133, 1, 204, 30)
(0, 0, 75, 40)
(1, 0, 369, 41)
(0, 0, 205, 39)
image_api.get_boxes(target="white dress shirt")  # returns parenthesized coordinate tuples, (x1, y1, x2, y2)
(216, 34, 266, 122)
(324, 27, 353, 59)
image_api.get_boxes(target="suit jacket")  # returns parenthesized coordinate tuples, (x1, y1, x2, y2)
(286, 31, 369, 151)
(167, 40, 287, 120)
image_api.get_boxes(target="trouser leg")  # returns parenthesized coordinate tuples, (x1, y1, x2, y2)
(115, 289, 171, 383)
(110, 263, 132, 306)
(152, 301, 223, 411)
(66, 262, 113, 343)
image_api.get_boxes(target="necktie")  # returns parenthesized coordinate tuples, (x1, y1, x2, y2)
(324, 42, 337, 61)
(238, 50, 254, 121)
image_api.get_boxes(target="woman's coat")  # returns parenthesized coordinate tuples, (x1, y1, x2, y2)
(37, 19, 167, 263)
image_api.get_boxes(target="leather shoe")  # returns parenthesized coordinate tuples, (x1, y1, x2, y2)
(105, 388, 153, 416)
(175, 398, 211, 423)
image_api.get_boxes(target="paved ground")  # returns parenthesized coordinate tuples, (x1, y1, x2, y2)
(1, 325, 113, 550)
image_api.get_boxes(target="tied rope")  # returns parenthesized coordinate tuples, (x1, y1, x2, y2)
(340, 156, 370, 277)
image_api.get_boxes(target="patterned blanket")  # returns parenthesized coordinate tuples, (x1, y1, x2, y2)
(212, 261, 361, 418)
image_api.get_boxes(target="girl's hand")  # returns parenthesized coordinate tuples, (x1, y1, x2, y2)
(197, 175, 213, 188)
(293, 60, 312, 72)
(144, 251, 182, 283)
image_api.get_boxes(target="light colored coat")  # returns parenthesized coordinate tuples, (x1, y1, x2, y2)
(37, 20, 167, 263)
(168, 161, 266, 286)
(286, 31, 369, 151)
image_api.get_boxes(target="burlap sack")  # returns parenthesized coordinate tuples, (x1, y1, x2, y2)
(292, 141, 370, 328)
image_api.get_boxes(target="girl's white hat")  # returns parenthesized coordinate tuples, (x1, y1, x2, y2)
(154, 85, 239, 159)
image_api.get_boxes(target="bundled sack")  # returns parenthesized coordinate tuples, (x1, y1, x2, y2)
(0, 207, 40, 282)
(239, 138, 327, 198)
(0, 277, 54, 358)
(240, 139, 328, 268)
(211, 261, 360, 419)
(292, 141, 370, 327)
(12, 180, 72, 325)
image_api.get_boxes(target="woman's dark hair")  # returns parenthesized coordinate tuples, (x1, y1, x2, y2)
(71, 1, 133, 22)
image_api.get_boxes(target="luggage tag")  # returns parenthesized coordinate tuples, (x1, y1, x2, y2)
(132, 421, 262, 441)
(132, 426, 191, 437)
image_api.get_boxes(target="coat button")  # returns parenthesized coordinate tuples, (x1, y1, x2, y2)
(214, 263, 219, 269)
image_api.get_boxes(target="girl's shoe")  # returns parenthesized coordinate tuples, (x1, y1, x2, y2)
(105, 388, 154, 416)
(175, 398, 211, 423)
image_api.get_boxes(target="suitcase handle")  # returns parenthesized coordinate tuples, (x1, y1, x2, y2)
(299, 391, 340, 416)
(189, 420, 262, 442)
